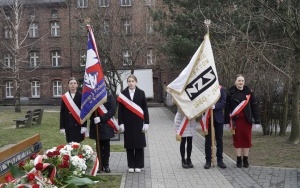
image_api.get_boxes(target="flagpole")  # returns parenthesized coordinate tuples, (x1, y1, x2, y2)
(95, 111, 102, 173)
(210, 108, 216, 167)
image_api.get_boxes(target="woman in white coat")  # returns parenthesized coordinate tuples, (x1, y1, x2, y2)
(174, 110, 197, 168)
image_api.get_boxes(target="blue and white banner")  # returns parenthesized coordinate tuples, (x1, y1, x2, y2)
(80, 25, 107, 124)
(167, 34, 220, 119)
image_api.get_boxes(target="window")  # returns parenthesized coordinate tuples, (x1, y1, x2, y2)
(146, 21, 154, 34)
(78, 0, 88, 8)
(121, 0, 131, 6)
(29, 23, 38, 38)
(122, 18, 131, 35)
(51, 51, 61, 67)
(51, 10, 58, 18)
(5, 81, 13, 98)
(80, 51, 86, 67)
(53, 80, 62, 97)
(99, 0, 109, 7)
(4, 54, 12, 68)
(145, 0, 154, 6)
(31, 81, 40, 98)
(29, 51, 39, 67)
(103, 19, 109, 34)
(51, 22, 60, 37)
(147, 49, 155, 65)
(122, 50, 132, 65)
(4, 25, 12, 39)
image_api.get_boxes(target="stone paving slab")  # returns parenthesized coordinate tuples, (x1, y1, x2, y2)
(108, 107, 300, 188)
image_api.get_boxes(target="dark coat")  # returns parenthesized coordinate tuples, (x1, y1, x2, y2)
(60, 91, 87, 143)
(118, 87, 150, 149)
(224, 85, 260, 124)
(89, 92, 116, 140)
(213, 86, 226, 124)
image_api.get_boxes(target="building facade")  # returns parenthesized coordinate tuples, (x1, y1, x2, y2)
(0, 0, 169, 106)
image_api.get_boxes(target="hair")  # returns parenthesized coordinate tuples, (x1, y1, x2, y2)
(68, 77, 78, 84)
(235, 74, 244, 80)
(127, 74, 137, 82)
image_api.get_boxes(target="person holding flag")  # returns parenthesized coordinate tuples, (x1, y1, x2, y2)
(201, 86, 227, 169)
(60, 77, 87, 143)
(224, 74, 261, 168)
(89, 90, 117, 173)
(117, 74, 150, 173)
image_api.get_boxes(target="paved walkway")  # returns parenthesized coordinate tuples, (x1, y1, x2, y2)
(109, 107, 300, 188)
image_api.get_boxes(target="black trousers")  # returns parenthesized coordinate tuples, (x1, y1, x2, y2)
(96, 139, 111, 167)
(205, 122, 224, 163)
(126, 148, 144, 168)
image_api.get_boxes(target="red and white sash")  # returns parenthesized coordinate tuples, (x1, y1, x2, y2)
(229, 94, 251, 133)
(200, 109, 211, 135)
(176, 116, 189, 137)
(62, 92, 81, 125)
(117, 93, 144, 120)
(97, 105, 120, 132)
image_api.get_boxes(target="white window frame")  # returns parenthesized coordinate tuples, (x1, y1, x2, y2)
(5, 81, 13, 98)
(99, 0, 109, 7)
(145, 0, 154, 6)
(121, 0, 131, 7)
(4, 26, 12, 39)
(146, 21, 154, 34)
(4, 54, 12, 68)
(51, 51, 61, 67)
(78, 0, 88, 8)
(147, 49, 155, 65)
(122, 18, 131, 35)
(31, 81, 40, 98)
(29, 22, 38, 38)
(53, 80, 62, 97)
(122, 50, 132, 65)
(29, 51, 39, 67)
(51, 22, 60, 37)
(80, 51, 86, 67)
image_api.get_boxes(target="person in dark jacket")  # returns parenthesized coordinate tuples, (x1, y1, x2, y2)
(89, 91, 116, 173)
(117, 74, 150, 173)
(204, 86, 227, 169)
(60, 77, 87, 143)
(224, 74, 260, 168)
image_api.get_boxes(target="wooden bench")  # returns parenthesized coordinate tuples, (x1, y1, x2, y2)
(0, 134, 42, 183)
(13, 110, 33, 128)
(32, 109, 44, 126)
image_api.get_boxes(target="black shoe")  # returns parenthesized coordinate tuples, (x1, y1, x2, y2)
(103, 166, 111, 173)
(186, 158, 194, 168)
(236, 156, 242, 168)
(204, 162, 211, 169)
(182, 159, 189, 169)
(217, 161, 227, 169)
(243, 156, 249, 168)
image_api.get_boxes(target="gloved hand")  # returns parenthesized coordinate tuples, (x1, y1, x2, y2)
(94, 117, 101, 124)
(80, 127, 87, 134)
(119, 124, 125, 133)
(60, 129, 65, 135)
(224, 124, 230, 130)
(142, 124, 149, 133)
(211, 105, 215, 109)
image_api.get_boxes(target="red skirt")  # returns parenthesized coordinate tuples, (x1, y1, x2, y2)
(232, 111, 252, 148)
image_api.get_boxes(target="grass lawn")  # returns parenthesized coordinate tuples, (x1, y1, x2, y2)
(0, 106, 123, 187)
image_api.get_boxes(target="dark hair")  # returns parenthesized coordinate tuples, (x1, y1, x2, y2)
(127, 74, 137, 82)
(68, 77, 78, 84)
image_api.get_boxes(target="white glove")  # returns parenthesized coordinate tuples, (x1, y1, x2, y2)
(94, 117, 101, 124)
(224, 124, 230, 130)
(80, 127, 87, 134)
(60, 129, 65, 135)
(142, 124, 149, 133)
(211, 105, 215, 109)
(119, 124, 125, 132)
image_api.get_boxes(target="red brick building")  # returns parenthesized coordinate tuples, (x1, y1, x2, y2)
(0, 0, 169, 105)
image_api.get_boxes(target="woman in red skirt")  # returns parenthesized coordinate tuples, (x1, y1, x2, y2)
(224, 74, 261, 168)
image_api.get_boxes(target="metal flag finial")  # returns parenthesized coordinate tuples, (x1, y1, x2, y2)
(204, 19, 211, 34)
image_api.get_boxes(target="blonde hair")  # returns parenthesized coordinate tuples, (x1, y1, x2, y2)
(68, 77, 78, 84)
(127, 74, 137, 82)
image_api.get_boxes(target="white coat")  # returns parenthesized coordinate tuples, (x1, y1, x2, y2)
(174, 110, 197, 137)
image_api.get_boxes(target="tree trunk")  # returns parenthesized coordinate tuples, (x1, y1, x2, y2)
(279, 78, 290, 136)
(289, 39, 300, 144)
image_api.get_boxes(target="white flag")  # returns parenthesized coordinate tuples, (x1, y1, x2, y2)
(167, 34, 220, 119)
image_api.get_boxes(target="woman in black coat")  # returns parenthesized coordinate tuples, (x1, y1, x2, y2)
(60, 77, 87, 143)
(89, 91, 116, 173)
(117, 75, 150, 173)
